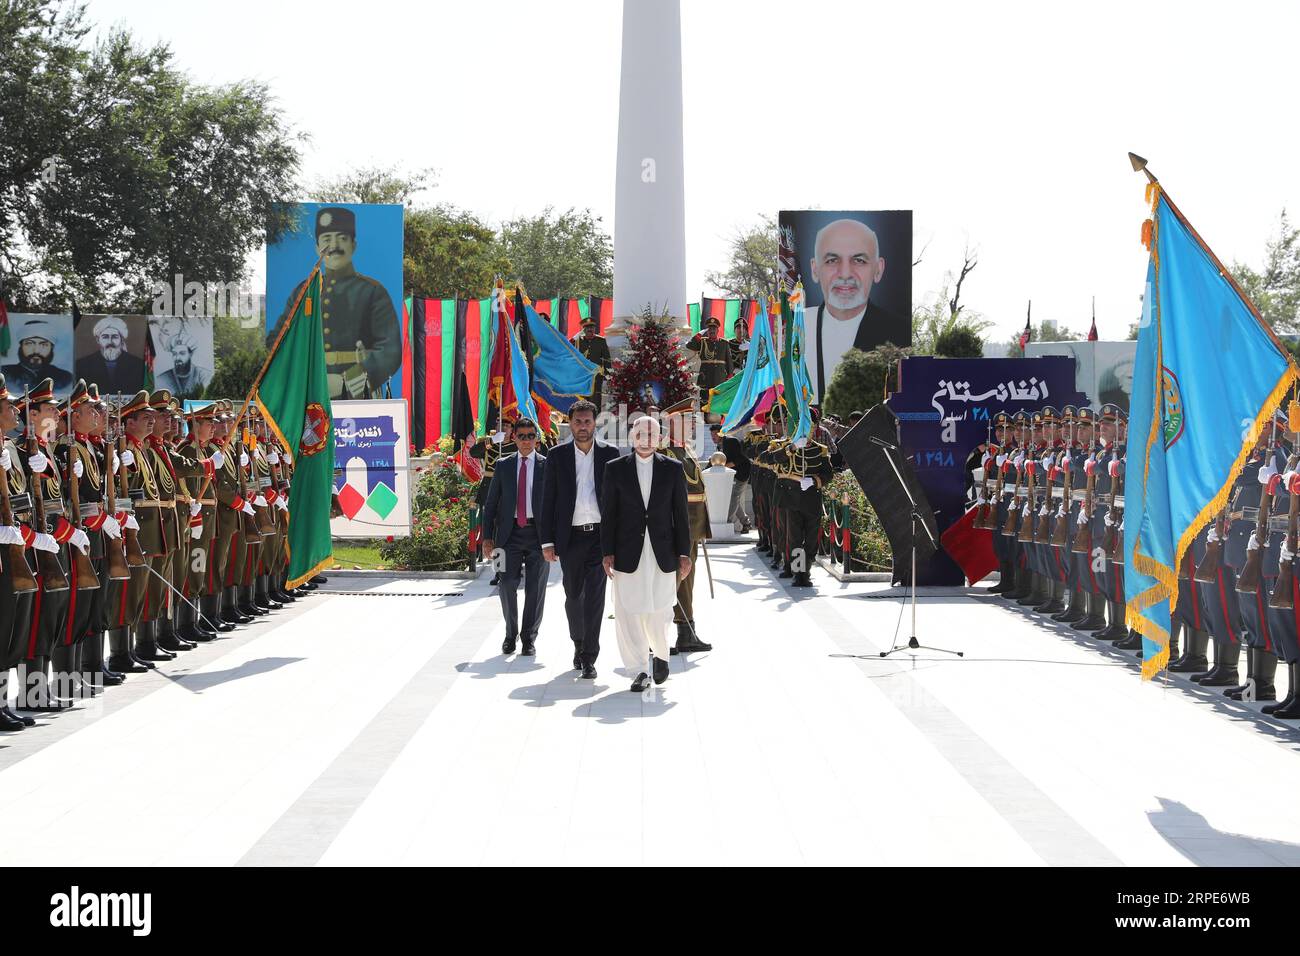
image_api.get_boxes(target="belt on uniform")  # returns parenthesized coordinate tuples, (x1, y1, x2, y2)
(701, 359, 726, 364)
(687, 493, 707, 503)
(79, 502, 103, 519)
(324, 350, 362, 364)
(571, 522, 600, 533)
(134, 500, 166, 508)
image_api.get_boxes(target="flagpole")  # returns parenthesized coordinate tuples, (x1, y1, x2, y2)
(191, 258, 323, 503)
(1130, 153, 1296, 364)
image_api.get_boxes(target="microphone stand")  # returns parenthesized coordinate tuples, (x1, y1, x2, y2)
(870, 435, 963, 659)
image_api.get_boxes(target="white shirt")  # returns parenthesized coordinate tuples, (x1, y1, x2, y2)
(572, 442, 601, 525)
(806, 303, 865, 401)
(516, 450, 536, 520)
(635, 452, 654, 507)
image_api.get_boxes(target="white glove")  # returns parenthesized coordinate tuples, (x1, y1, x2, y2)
(799, 477, 813, 491)
(1013, 452, 1025, 468)
(267, 451, 280, 465)
(110, 451, 120, 474)
(0, 448, 10, 472)
(254, 495, 267, 507)
(125, 514, 140, 531)
(102, 515, 121, 540)
(1282, 543, 1296, 564)
(1076, 508, 1088, 525)
(1105, 511, 1116, 527)
(995, 453, 1008, 468)
(1247, 534, 1261, 552)
(241, 501, 255, 516)
(275, 497, 289, 512)
(975, 492, 986, 506)
(240, 451, 250, 467)
(1259, 461, 1278, 485)
(33, 532, 57, 554)
(1041, 454, 1053, 471)
(120, 449, 135, 468)
(1038, 503, 1049, 516)
(211, 450, 225, 469)
(1021, 503, 1031, 517)
(492, 431, 505, 444)
(1283, 470, 1298, 491)
(1206, 525, 1220, 544)
(70, 528, 89, 554)
(190, 524, 203, 540)
(72, 458, 83, 479)
(189, 501, 202, 517)
(0, 525, 23, 546)
(27, 452, 48, 474)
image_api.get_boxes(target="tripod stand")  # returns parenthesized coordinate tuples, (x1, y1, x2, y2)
(871, 436, 963, 659)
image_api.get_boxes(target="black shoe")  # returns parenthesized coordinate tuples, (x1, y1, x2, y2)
(239, 603, 266, 618)
(0, 709, 24, 731)
(1197, 670, 1239, 688)
(1112, 633, 1142, 650)
(3, 706, 34, 726)
(1269, 698, 1300, 719)
(273, 588, 297, 603)
(1072, 615, 1108, 632)
(108, 656, 149, 674)
(652, 656, 669, 685)
(792, 573, 813, 588)
(179, 624, 214, 644)
(581, 665, 597, 680)
(779, 569, 793, 579)
(157, 633, 194, 652)
(573, 651, 583, 671)
(669, 646, 679, 656)
(310, 575, 327, 584)
(521, 640, 536, 656)
(128, 647, 159, 668)
(489, 574, 501, 587)
(99, 669, 125, 687)
(676, 637, 713, 653)
(630, 672, 650, 692)
(502, 637, 517, 655)
(135, 644, 176, 662)
(221, 607, 248, 625)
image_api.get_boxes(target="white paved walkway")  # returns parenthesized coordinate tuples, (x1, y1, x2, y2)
(3, 542, 1300, 866)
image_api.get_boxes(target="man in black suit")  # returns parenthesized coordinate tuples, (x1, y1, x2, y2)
(481, 417, 549, 655)
(539, 400, 620, 680)
(711, 422, 752, 533)
(601, 416, 691, 692)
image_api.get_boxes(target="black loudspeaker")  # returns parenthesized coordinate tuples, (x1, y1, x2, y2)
(837, 405, 939, 583)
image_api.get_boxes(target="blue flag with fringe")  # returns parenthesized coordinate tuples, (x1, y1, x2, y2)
(519, 297, 599, 414)
(1126, 182, 1297, 679)
(720, 298, 781, 433)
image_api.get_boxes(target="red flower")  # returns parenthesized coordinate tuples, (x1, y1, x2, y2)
(385, 535, 394, 542)
(449, 497, 459, 503)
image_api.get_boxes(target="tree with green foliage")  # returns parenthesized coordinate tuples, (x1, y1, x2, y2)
(1005, 319, 1082, 357)
(203, 316, 268, 399)
(1232, 209, 1300, 332)
(499, 206, 612, 298)
(823, 344, 909, 417)
(403, 205, 511, 299)
(910, 249, 990, 355)
(2, 5, 302, 312)
(934, 326, 985, 357)
(705, 215, 779, 300)
(311, 165, 436, 206)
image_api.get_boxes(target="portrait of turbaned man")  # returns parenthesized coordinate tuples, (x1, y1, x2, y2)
(778, 209, 913, 402)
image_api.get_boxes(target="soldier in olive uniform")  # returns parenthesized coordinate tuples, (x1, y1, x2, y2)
(662, 407, 713, 654)
(175, 402, 222, 643)
(269, 206, 402, 401)
(769, 427, 835, 589)
(728, 318, 750, 372)
(82, 383, 128, 688)
(0, 375, 41, 728)
(247, 408, 284, 613)
(572, 319, 611, 408)
(212, 404, 255, 627)
(686, 317, 734, 410)
(17, 378, 88, 710)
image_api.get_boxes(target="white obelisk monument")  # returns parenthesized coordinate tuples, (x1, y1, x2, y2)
(613, 0, 687, 326)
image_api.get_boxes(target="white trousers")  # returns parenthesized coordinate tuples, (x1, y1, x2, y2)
(612, 588, 671, 671)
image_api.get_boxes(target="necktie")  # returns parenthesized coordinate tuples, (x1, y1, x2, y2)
(516, 457, 528, 527)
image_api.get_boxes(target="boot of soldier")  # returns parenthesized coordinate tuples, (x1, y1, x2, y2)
(1113, 625, 1143, 650)
(1168, 626, 1209, 672)
(256, 575, 282, 612)
(1069, 592, 1100, 631)
(238, 584, 265, 618)
(83, 630, 119, 688)
(1168, 621, 1180, 661)
(988, 561, 1013, 594)
(1095, 600, 1127, 640)
(199, 594, 228, 635)
(1052, 587, 1082, 623)
(1195, 639, 1241, 687)
(51, 644, 85, 701)
(1034, 579, 1066, 614)
(1006, 566, 1031, 601)
(157, 611, 194, 652)
(271, 573, 295, 604)
(179, 597, 212, 644)
(1015, 573, 1042, 606)
(0, 673, 29, 730)
(19, 657, 69, 712)
(222, 587, 251, 625)
(106, 628, 150, 673)
(134, 620, 176, 663)
(1263, 664, 1300, 715)
(1225, 647, 1277, 701)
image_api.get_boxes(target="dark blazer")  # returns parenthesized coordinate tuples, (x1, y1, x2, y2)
(811, 299, 906, 400)
(76, 350, 147, 396)
(482, 450, 547, 548)
(600, 452, 690, 574)
(538, 439, 621, 556)
(720, 435, 751, 482)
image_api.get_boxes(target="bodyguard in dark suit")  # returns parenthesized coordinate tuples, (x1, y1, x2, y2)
(481, 418, 549, 655)
(539, 400, 619, 679)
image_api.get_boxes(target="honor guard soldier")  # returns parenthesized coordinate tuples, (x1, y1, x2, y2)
(1027, 407, 1067, 613)
(686, 317, 734, 410)
(0, 375, 41, 728)
(1000, 411, 1031, 600)
(263, 419, 296, 603)
(83, 383, 127, 688)
(743, 423, 774, 554)
(661, 404, 713, 653)
(985, 412, 1016, 594)
(728, 318, 750, 372)
(268, 206, 402, 400)
(210, 402, 250, 629)
(572, 318, 612, 408)
(227, 410, 266, 620)
(1054, 406, 1094, 625)
(59, 380, 120, 696)
(758, 407, 793, 576)
(1013, 409, 1049, 607)
(770, 424, 835, 589)
(247, 408, 283, 613)
(1091, 404, 1138, 642)
(176, 402, 221, 643)
(19, 377, 88, 710)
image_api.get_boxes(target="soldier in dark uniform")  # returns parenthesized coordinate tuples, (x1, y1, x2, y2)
(985, 411, 1015, 594)
(176, 402, 220, 643)
(572, 318, 611, 408)
(758, 409, 792, 576)
(1053, 406, 1094, 623)
(770, 428, 835, 589)
(0, 375, 42, 727)
(1013, 410, 1048, 608)
(1030, 407, 1067, 613)
(1068, 408, 1114, 632)
(728, 317, 750, 372)
(82, 383, 127, 688)
(662, 406, 713, 653)
(743, 424, 772, 554)
(269, 206, 402, 400)
(685, 317, 734, 410)
(1000, 411, 1031, 601)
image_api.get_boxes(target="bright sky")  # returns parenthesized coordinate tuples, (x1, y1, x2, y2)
(87, 0, 1300, 342)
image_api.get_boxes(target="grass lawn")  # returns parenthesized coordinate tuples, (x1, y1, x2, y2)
(328, 539, 392, 570)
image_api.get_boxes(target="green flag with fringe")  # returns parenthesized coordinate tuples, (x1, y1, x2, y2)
(255, 266, 334, 587)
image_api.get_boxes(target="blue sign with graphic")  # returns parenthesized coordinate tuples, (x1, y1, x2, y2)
(887, 356, 1086, 585)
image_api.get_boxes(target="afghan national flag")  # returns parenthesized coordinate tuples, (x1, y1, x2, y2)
(588, 296, 614, 334)
(1019, 302, 1032, 353)
(464, 297, 491, 436)
(0, 296, 9, 355)
(518, 293, 599, 414)
(701, 296, 728, 335)
(488, 283, 536, 425)
(687, 301, 701, 334)
(255, 266, 334, 588)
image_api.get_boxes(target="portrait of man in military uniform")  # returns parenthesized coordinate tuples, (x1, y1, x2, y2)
(267, 204, 403, 401)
